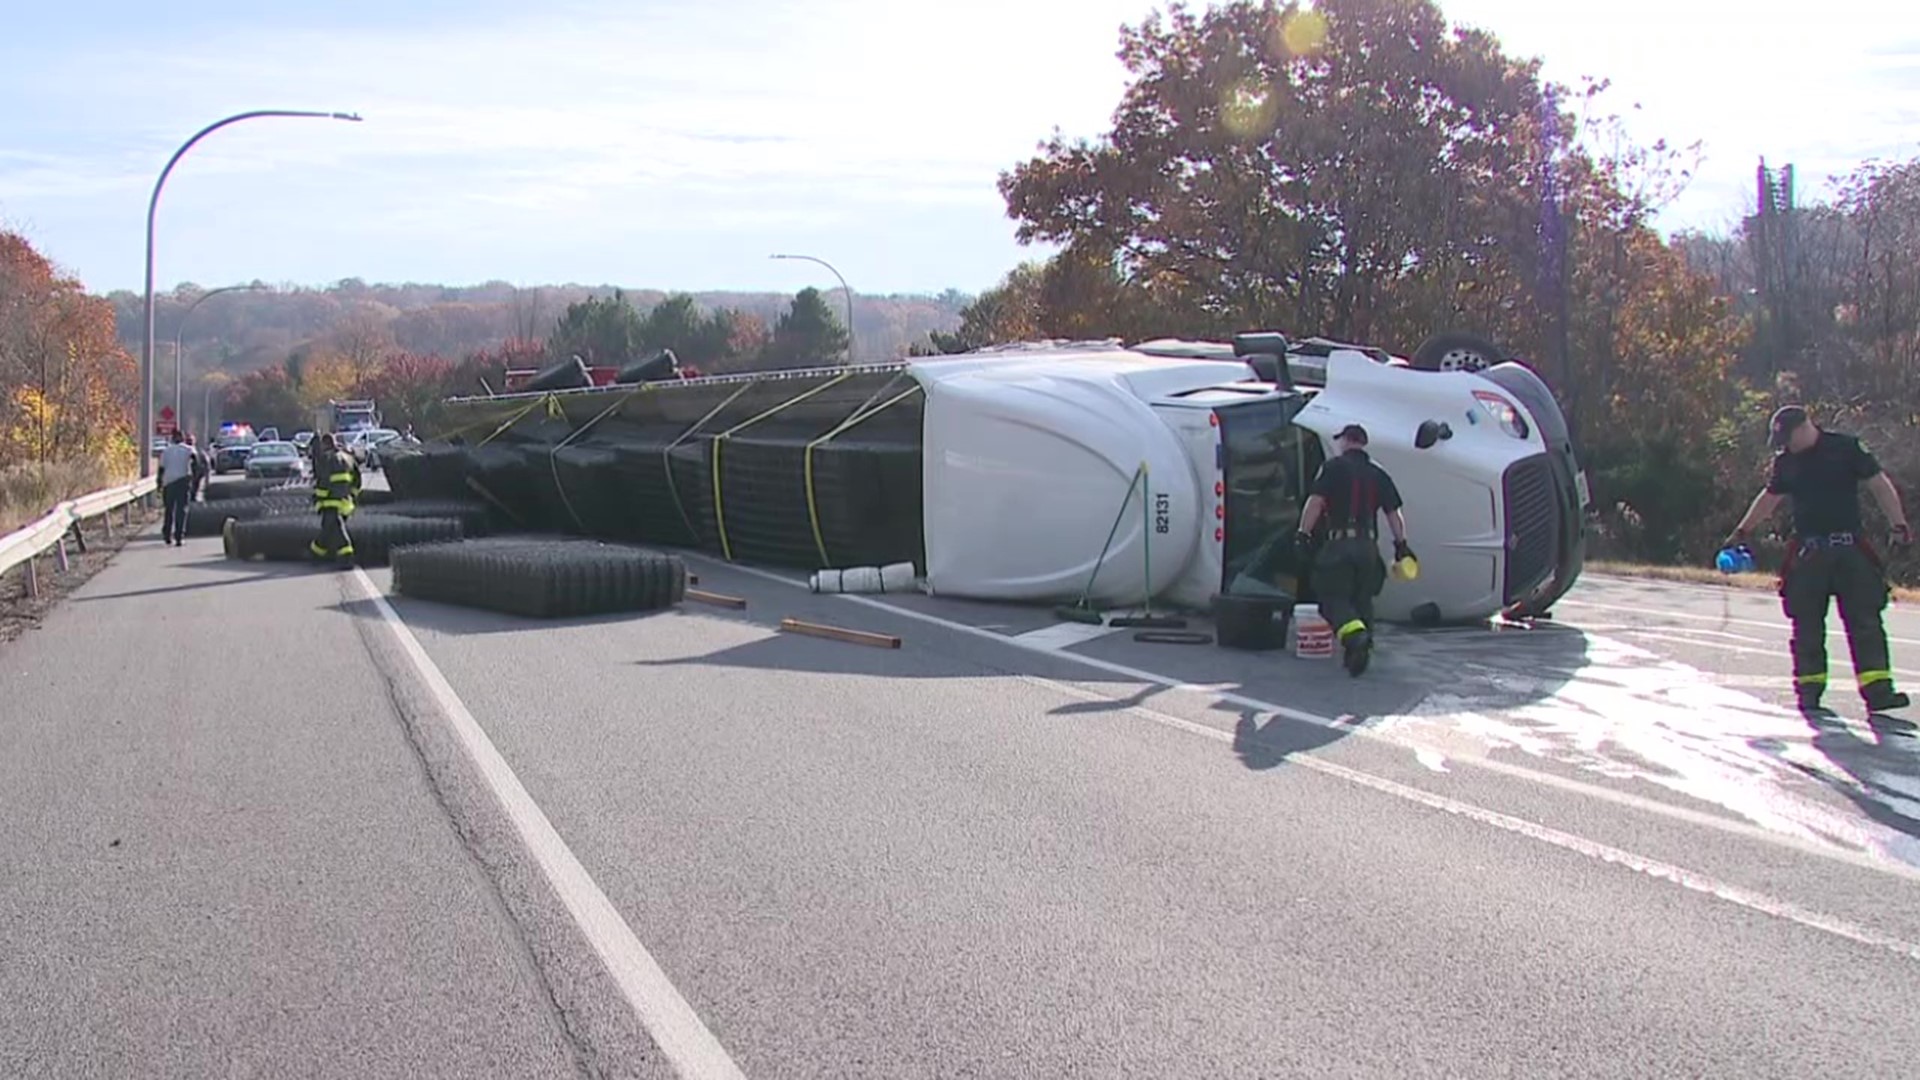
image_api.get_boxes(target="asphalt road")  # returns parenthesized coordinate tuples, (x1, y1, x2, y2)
(5, 494, 1920, 1078)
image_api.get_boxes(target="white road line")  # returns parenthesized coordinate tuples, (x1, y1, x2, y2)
(1031, 677, 1920, 963)
(1563, 597, 1920, 649)
(350, 569, 746, 1080)
(1621, 630, 1920, 682)
(1010, 621, 1128, 650)
(695, 555, 1920, 885)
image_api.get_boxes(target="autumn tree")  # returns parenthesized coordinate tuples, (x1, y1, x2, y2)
(0, 232, 138, 474)
(999, 0, 1567, 344)
(764, 288, 850, 369)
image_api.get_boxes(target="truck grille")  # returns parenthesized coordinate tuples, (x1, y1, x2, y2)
(1502, 454, 1559, 604)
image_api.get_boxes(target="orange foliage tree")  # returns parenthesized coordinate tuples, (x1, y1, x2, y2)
(0, 232, 138, 473)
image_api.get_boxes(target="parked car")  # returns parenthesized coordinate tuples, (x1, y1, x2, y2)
(344, 428, 408, 470)
(211, 432, 258, 475)
(243, 440, 307, 482)
(258, 427, 280, 442)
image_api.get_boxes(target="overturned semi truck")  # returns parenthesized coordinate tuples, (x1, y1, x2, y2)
(387, 333, 1590, 624)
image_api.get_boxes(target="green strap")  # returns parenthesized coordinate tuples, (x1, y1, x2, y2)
(1073, 464, 1146, 606)
(710, 371, 855, 562)
(803, 384, 923, 566)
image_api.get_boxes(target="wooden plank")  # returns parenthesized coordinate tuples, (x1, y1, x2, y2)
(685, 588, 746, 610)
(778, 617, 900, 650)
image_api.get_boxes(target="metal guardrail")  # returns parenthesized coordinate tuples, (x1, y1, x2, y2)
(0, 477, 157, 596)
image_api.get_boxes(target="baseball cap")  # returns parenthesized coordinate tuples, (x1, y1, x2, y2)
(1334, 424, 1368, 445)
(1767, 405, 1809, 449)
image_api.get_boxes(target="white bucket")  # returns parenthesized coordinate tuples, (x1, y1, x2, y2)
(810, 562, 917, 594)
(1292, 604, 1334, 660)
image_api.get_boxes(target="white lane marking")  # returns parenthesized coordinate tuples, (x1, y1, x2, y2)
(1563, 597, 1920, 649)
(1011, 621, 1128, 650)
(1621, 630, 1920, 682)
(350, 569, 746, 1080)
(693, 556, 1920, 884)
(1029, 677, 1920, 964)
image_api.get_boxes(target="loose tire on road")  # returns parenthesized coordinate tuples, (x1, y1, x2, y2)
(391, 537, 687, 618)
(184, 495, 309, 537)
(225, 513, 466, 566)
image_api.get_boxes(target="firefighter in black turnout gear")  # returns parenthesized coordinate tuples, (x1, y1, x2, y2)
(1296, 424, 1413, 677)
(1728, 406, 1913, 715)
(310, 433, 362, 567)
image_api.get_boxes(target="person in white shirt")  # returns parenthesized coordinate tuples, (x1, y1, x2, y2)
(156, 431, 195, 546)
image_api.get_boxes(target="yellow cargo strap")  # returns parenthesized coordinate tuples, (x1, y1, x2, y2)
(548, 387, 647, 535)
(709, 371, 853, 562)
(476, 393, 555, 448)
(803, 383, 923, 567)
(663, 380, 754, 547)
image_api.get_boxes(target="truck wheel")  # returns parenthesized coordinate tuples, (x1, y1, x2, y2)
(1410, 331, 1505, 373)
(391, 537, 686, 618)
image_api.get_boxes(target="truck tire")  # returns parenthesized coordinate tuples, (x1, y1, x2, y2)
(226, 513, 466, 566)
(183, 495, 308, 537)
(1410, 331, 1506, 373)
(391, 537, 686, 618)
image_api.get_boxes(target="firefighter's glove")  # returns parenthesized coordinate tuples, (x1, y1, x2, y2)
(1893, 522, 1915, 548)
(1393, 540, 1415, 564)
(1292, 531, 1314, 560)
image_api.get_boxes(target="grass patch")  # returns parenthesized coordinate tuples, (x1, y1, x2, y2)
(0, 458, 133, 534)
(1588, 559, 1920, 604)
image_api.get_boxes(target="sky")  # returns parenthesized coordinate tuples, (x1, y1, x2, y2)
(0, 0, 1912, 298)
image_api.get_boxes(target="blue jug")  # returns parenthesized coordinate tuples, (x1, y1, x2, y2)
(1715, 544, 1756, 574)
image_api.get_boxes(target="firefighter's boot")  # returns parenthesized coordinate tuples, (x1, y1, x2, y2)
(1341, 625, 1373, 678)
(1863, 682, 1911, 714)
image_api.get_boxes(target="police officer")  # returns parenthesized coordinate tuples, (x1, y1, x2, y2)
(1726, 405, 1913, 714)
(1295, 424, 1414, 676)
(309, 433, 363, 568)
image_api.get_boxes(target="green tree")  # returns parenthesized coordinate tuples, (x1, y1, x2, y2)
(546, 290, 645, 365)
(764, 287, 850, 369)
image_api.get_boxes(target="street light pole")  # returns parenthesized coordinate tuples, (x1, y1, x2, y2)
(770, 253, 855, 364)
(141, 109, 363, 477)
(173, 283, 263, 429)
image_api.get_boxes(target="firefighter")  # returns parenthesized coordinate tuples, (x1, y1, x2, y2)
(309, 432, 362, 568)
(1726, 405, 1913, 714)
(1295, 424, 1414, 677)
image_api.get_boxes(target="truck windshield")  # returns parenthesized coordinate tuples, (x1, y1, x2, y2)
(1216, 396, 1323, 595)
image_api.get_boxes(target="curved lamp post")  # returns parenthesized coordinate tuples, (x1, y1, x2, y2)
(141, 109, 363, 476)
(173, 283, 264, 427)
(770, 253, 855, 364)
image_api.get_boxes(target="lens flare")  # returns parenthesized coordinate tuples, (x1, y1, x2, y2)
(1279, 8, 1329, 56)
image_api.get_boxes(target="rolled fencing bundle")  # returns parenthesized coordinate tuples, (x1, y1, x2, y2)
(809, 561, 917, 594)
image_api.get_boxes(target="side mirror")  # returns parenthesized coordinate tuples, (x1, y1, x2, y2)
(1415, 419, 1454, 450)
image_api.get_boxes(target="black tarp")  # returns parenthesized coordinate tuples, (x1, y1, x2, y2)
(390, 366, 927, 572)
